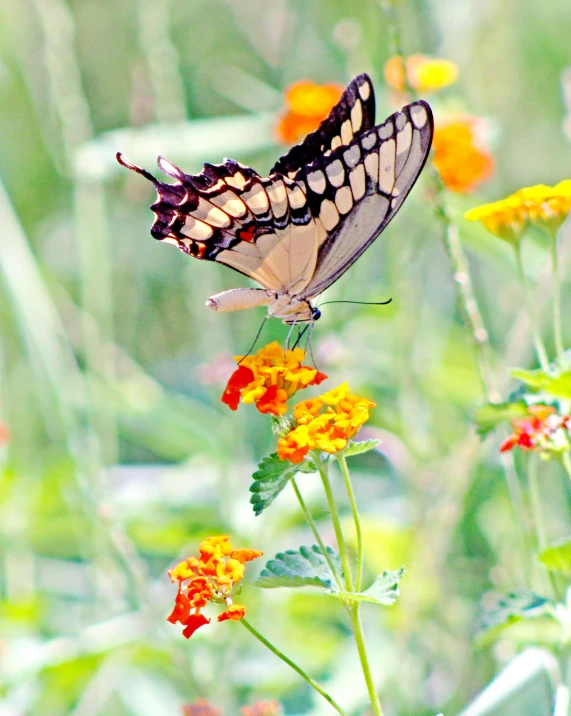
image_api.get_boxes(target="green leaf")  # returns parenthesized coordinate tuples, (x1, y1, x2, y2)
(255, 545, 341, 589)
(249, 453, 316, 516)
(539, 537, 571, 575)
(473, 401, 528, 437)
(343, 439, 381, 457)
(329, 567, 404, 607)
(512, 368, 571, 399)
(474, 590, 554, 643)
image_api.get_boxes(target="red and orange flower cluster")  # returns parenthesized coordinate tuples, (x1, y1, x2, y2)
(221, 342, 327, 416)
(167, 535, 262, 639)
(277, 383, 375, 463)
(500, 405, 571, 455)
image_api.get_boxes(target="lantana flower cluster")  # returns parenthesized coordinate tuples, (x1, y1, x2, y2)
(221, 341, 327, 416)
(167, 535, 262, 639)
(466, 181, 571, 242)
(276, 80, 344, 144)
(277, 382, 376, 463)
(500, 405, 571, 456)
(384, 54, 459, 94)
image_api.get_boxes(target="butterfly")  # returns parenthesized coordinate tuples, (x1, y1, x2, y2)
(117, 73, 433, 324)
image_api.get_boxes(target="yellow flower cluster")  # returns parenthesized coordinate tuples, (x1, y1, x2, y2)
(465, 181, 571, 242)
(277, 383, 375, 463)
(222, 341, 326, 416)
(276, 80, 344, 144)
(384, 55, 459, 93)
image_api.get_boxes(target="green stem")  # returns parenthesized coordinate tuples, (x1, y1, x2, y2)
(348, 606, 384, 716)
(529, 455, 559, 601)
(314, 454, 354, 592)
(561, 452, 571, 484)
(290, 476, 343, 590)
(513, 243, 550, 372)
(550, 232, 565, 362)
(240, 619, 346, 715)
(337, 453, 363, 591)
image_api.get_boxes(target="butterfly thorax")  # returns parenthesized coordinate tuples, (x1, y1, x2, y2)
(268, 294, 316, 324)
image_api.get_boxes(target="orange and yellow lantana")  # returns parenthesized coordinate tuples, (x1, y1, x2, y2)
(241, 701, 282, 716)
(276, 80, 344, 144)
(277, 383, 375, 463)
(384, 55, 459, 94)
(465, 181, 571, 242)
(222, 342, 327, 416)
(432, 115, 494, 194)
(167, 535, 262, 639)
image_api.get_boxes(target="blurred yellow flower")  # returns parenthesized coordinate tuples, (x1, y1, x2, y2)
(276, 80, 344, 144)
(384, 55, 459, 93)
(277, 384, 375, 463)
(432, 115, 494, 193)
(465, 180, 571, 242)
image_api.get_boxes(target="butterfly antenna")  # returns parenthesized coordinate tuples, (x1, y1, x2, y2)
(238, 316, 268, 365)
(318, 298, 393, 308)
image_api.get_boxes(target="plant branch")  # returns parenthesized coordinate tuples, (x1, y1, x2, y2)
(337, 453, 364, 591)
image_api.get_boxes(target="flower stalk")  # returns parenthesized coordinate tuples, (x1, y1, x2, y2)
(550, 232, 565, 362)
(337, 452, 364, 591)
(240, 618, 346, 715)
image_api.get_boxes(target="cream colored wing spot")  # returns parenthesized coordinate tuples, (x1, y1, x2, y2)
(411, 104, 428, 128)
(361, 131, 377, 150)
(225, 172, 247, 190)
(331, 135, 342, 150)
(320, 199, 340, 231)
(395, 112, 407, 131)
(286, 183, 306, 209)
(208, 190, 248, 218)
(307, 170, 327, 194)
(343, 144, 361, 169)
(242, 183, 270, 214)
(396, 123, 412, 155)
(341, 119, 353, 145)
(267, 180, 288, 217)
(162, 236, 180, 247)
(364, 152, 379, 185)
(192, 198, 232, 228)
(395, 129, 423, 192)
(351, 99, 363, 132)
(335, 185, 353, 215)
(358, 79, 370, 100)
(326, 159, 345, 188)
(379, 138, 396, 194)
(181, 216, 214, 240)
(378, 122, 393, 140)
(349, 165, 366, 201)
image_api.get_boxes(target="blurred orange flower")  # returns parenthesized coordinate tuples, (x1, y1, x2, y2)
(222, 342, 327, 416)
(277, 383, 375, 463)
(241, 700, 282, 716)
(0, 422, 9, 446)
(167, 535, 262, 639)
(276, 80, 344, 144)
(500, 405, 571, 455)
(182, 700, 221, 716)
(384, 55, 459, 93)
(432, 115, 494, 193)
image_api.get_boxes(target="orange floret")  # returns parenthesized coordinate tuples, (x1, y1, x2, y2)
(276, 81, 344, 144)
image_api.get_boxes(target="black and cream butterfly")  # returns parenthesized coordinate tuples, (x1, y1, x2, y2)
(117, 73, 433, 324)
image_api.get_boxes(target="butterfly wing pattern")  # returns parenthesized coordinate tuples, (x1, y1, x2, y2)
(117, 73, 433, 323)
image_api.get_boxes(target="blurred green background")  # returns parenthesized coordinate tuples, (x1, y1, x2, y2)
(1, 0, 571, 714)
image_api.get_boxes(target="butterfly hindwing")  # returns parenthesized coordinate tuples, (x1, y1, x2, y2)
(270, 73, 376, 178)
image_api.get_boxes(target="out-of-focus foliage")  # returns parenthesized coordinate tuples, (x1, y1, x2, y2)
(1, 0, 571, 714)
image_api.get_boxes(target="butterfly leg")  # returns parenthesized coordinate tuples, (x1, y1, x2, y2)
(205, 288, 273, 312)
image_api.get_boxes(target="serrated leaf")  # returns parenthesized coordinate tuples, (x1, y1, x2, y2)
(473, 401, 528, 437)
(343, 439, 381, 457)
(474, 590, 554, 643)
(255, 545, 341, 589)
(329, 567, 404, 607)
(539, 538, 571, 575)
(512, 368, 571, 399)
(249, 452, 316, 516)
